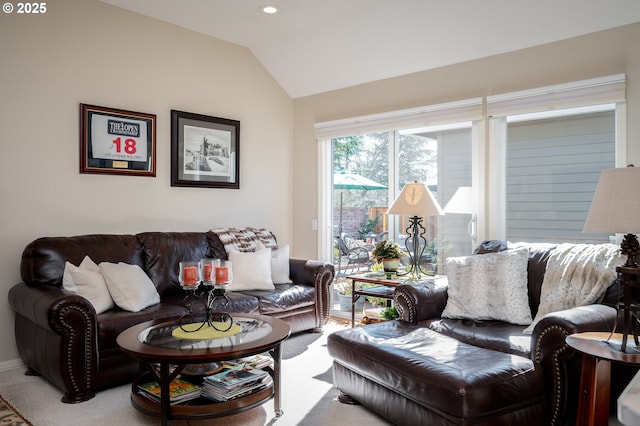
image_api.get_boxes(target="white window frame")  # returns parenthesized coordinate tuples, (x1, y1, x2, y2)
(486, 74, 627, 240)
(315, 74, 626, 261)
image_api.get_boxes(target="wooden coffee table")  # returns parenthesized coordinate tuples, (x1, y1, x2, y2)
(117, 313, 291, 426)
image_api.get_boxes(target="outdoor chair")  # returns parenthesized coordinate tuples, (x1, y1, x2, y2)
(336, 232, 372, 275)
(375, 231, 388, 242)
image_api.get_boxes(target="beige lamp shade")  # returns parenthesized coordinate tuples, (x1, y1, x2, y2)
(583, 167, 640, 234)
(387, 181, 444, 217)
(443, 186, 473, 214)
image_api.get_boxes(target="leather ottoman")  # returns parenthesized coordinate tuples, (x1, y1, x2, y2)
(328, 321, 546, 425)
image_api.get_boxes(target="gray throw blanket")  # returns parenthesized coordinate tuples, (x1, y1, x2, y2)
(524, 243, 623, 334)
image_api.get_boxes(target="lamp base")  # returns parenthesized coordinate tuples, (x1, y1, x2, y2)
(398, 216, 436, 280)
(621, 233, 640, 267)
(613, 265, 640, 352)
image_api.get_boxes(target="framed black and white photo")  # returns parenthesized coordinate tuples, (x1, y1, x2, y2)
(171, 110, 240, 189)
(80, 104, 156, 176)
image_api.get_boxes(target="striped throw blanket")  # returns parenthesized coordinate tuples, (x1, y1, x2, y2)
(211, 227, 278, 254)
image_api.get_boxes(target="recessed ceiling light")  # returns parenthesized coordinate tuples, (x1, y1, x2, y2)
(262, 5, 279, 14)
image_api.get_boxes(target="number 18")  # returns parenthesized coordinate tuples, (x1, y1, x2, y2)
(112, 137, 137, 155)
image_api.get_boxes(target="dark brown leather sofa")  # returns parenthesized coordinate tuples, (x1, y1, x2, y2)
(328, 242, 634, 426)
(8, 230, 334, 403)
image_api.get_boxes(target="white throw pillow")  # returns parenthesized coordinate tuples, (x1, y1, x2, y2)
(228, 248, 275, 291)
(99, 262, 160, 312)
(62, 256, 114, 314)
(257, 242, 292, 284)
(80, 255, 100, 271)
(271, 245, 293, 284)
(62, 255, 100, 292)
(442, 247, 532, 325)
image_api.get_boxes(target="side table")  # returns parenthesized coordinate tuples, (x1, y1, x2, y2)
(345, 273, 443, 327)
(566, 332, 640, 426)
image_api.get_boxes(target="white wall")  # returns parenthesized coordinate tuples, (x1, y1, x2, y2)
(0, 0, 293, 363)
(292, 22, 640, 260)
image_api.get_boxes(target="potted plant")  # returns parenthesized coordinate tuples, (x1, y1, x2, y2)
(334, 278, 365, 312)
(381, 306, 399, 320)
(371, 240, 404, 272)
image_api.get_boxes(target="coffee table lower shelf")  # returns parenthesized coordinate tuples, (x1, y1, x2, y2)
(130, 376, 274, 420)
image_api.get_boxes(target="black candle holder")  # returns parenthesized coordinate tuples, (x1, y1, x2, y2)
(179, 283, 234, 333)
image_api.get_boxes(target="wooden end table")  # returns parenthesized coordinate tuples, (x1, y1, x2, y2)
(117, 313, 291, 426)
(566, 332, 640, 426)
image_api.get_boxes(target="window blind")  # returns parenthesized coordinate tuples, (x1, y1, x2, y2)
(505, 111, 615, 243)
(487, 74, 625, 117)
(314, 98, 483, 140)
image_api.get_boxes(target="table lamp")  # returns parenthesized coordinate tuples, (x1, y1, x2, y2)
(583, 166, 640, 267)
(583, 166, 640, 351)
(387, 181, 444, 279)
(443, 186, 476, 244)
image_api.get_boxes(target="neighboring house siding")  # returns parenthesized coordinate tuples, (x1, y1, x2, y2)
(506, 111, 615, 243)
(439, 128, 473, 263)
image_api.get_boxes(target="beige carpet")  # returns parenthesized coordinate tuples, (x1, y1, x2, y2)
(0, 321, 391, 426)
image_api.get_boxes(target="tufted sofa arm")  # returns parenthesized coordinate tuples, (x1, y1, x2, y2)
(394, 279, 448, 324)
(8, 282, 98, 403)
(289, 259, 334, 330)
(531, 304, 617, 426)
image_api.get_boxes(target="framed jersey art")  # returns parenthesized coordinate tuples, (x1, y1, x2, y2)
(80, 104, 156, 177)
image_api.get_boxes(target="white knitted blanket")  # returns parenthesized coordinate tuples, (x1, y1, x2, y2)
(524, 243, 623, 334)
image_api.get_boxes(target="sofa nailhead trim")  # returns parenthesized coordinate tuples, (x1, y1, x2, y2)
(58, 305, 94, 395)
(394, 291, 415, 323)
(315, 266, 333, 327)
(534, 324, 569, 426)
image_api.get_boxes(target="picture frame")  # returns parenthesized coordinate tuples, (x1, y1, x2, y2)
(171, 110, 240, 189)
(80, 104, 156, 176)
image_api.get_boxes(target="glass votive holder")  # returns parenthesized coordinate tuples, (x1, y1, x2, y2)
(179, 261, 201, 290)
(200, 258, 219, 287)
(215, 260, 233, 288)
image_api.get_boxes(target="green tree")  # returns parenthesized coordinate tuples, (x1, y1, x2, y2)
(333, 136, 364, 172)
(398, 133, 436, 187)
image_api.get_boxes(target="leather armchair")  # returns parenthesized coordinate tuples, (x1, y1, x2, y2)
(393, 245, 624, 426)
(395, 282, 618, 425)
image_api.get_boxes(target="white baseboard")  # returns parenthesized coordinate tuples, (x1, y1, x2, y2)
(0, 358, 25, 372)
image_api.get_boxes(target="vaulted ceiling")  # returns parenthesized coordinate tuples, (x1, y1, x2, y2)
(100, 0, 640, 98)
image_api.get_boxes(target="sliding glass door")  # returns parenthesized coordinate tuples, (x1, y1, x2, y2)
(316, 74, 626, 319)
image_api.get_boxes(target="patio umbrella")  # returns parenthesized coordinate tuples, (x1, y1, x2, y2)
(334, 173, 388, 191)
(333, 172, 387, 273)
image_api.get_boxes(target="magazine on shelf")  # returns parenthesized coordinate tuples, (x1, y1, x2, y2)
(223, 354, 273, 370)
(204, 364, 270, 388)
(137, 378, 201, 404)
(203, 374, 273, 402)
(201, 363, 273, 402)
